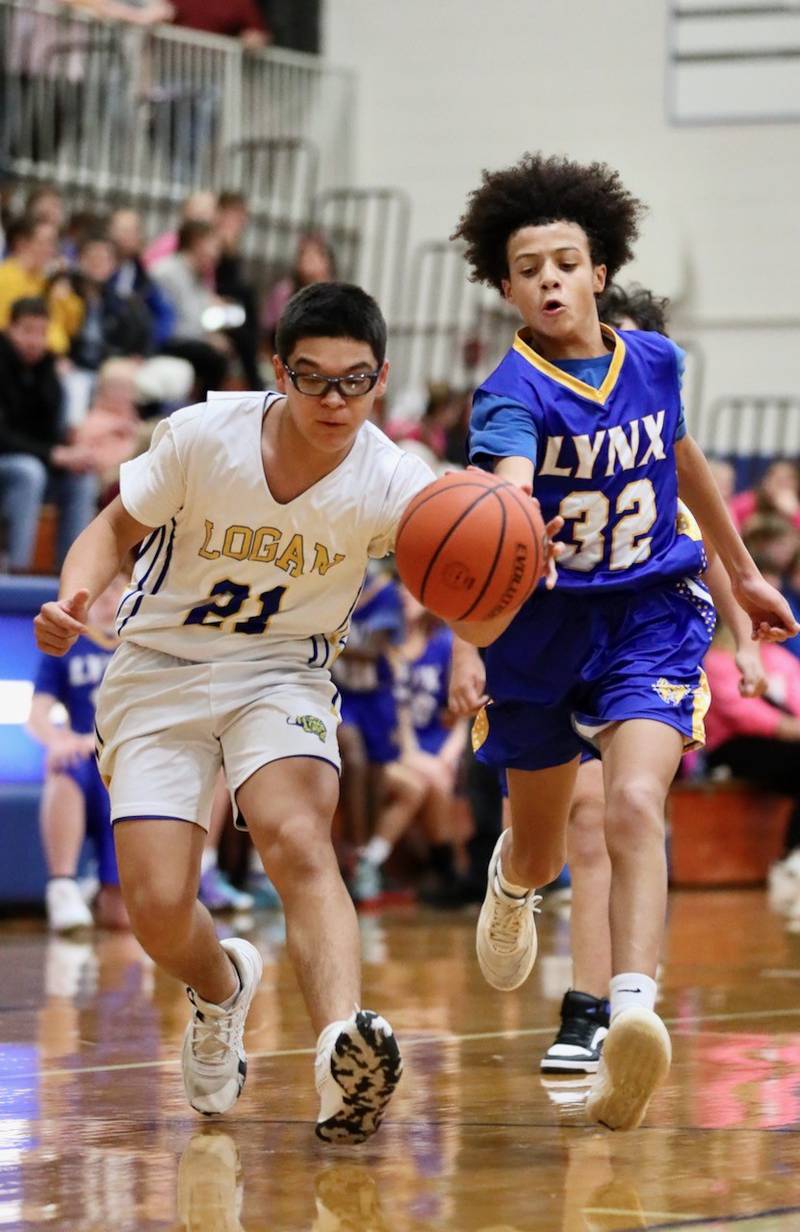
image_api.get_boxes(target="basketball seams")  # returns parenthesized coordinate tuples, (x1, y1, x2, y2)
(456, 489, 508, 621)
(396, 475, 501, 541)
(418, 486, 501, 607)
(501, 483, 545, 586)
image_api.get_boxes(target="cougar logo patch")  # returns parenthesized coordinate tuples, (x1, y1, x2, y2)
(652, 678, 690, 706)
(287, 714, 327, 742)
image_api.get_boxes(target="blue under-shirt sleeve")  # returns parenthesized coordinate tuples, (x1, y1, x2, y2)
(33, 653, 66, 702)
(468, 390, 539, 470)
(667, 338, 687, 441)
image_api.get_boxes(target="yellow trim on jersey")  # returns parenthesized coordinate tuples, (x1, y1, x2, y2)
(691, 669, 711, 746)
(472, 706, 490, 753)
(512, 324, 626, 406)
(675, 498, 703, 542)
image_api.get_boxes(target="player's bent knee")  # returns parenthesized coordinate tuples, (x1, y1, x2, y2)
(568, 801, 607, 863)
(256, 819, 336, 889)
(605, 780, 665, 851)
(122, 878, 197, 948)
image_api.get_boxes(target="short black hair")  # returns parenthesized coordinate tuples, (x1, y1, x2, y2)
(600, 282, 670, 334)
(452, 152, 646, 291)
(275, 282, 387, 365)
(9, 296, 49, 323)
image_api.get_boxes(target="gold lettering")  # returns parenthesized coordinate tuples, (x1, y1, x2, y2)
(222, 525, 253, 560)
(275, 533, 305, 576)
(198, 519, 220, 560)
(249, 526, 281, 563)
(312, 542, 346, 576)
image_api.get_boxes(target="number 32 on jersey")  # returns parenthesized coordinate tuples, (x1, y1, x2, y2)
(558, 478, 656, 573)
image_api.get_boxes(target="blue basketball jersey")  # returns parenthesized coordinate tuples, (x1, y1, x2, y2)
(403, 625, 453, 755)
(332, 572, 404, 693)
(33, 631, 117, 734)
(469, 327, 705, 592)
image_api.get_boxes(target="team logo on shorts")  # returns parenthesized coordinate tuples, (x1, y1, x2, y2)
(287, 714, 328, 742)
(652, 677, 690, 707)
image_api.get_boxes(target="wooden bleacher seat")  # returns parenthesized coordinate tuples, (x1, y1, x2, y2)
(668, 779, 791, 887)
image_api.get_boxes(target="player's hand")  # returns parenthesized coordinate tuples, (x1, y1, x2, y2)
(732, 573, 800, 643)
(734, 644, 768, 697)
(47, 731, 94, 772)
(542, 511, 565, 591)
(449, 641, 489, 716)
(34, 589, 90, 656)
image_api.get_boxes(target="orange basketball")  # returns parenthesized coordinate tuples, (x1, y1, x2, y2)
(395, 471, 546, 622)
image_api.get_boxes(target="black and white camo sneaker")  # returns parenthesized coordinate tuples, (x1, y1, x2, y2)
(540, 990, 610, 1074)
(182, 938, 263, 1115)
(315, 1010, 402, 1144)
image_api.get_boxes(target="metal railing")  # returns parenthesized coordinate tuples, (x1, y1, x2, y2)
(1, 0, 355, 212)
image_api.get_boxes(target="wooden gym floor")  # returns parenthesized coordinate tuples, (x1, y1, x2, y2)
(1, 889, 800, 1231)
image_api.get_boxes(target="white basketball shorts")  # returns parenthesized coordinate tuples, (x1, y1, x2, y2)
(95, 641, 342, 830)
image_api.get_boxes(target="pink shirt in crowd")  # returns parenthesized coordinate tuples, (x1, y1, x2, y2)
(728, 489, 800, 531)
(704, 643, 800, 752)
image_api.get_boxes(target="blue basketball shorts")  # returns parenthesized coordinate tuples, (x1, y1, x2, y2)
(338, 686, 399, 765)
(65, 755, 119, 886)
(474, 577, 714, 773)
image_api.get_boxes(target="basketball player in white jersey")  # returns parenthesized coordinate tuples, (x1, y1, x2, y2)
(34, 283, 434, 1144)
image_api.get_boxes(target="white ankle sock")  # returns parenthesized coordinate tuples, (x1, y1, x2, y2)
(362, 836, 392, 867)
(609, 972, 657, 1020)
(496, 855, 530, 898)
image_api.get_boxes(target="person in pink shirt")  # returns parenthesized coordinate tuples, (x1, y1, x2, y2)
(705, 629, 800, 861)
(143, 191, 218, 271)
(729, 460, 800, 533)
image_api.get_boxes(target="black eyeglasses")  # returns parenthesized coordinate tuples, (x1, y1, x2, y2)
(283, 364, 381, 399)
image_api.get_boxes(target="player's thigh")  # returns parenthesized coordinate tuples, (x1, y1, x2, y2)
(506, 756, 581, 852)
(235, 755, 340, 843)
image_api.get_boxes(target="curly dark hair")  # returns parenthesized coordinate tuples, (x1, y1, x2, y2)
(599, 283, 670, 334)
(452, 153, 646, 291)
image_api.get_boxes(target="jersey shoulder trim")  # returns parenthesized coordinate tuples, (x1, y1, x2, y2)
(512, 324, 626, 406)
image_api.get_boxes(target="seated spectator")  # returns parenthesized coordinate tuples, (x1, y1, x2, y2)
(388, 382, 464, 469)
(152, 219, 230, 397)
(707, 457, 736, 505)
(0, 218, 82, 354)
(262, 231, 335, 351)
(0, 297, 97, 572)
(108, 208, 176, 348)
(143, 190, 217, 269)
(25, 184, 66, 233)
(729, 460, 800, 533)
(26, 573, 130, 931)
(65, 232, 153, 375)
(332, 565, 404, 860)
(215, 189, 261, 387)
(169, 0, 271, 46)
(352, 589, 467, 905)
(704, 623, 800, 916)
(73, 357, 146, 500)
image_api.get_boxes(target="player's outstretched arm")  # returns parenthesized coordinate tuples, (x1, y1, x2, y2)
(34, 497, 153, 657)
(676, 435, 799, 642)
(704, 550, 767, 697)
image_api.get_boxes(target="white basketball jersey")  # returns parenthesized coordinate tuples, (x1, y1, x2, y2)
(116, 392, 434, 662)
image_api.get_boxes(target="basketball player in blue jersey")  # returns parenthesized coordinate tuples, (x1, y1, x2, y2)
(449, 153, 798, 1130)
(27, 575, 129, 932)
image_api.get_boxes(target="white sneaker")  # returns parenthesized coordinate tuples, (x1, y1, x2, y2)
(182, 938, 263, 1115)
(177, 1131, 244, 1232)
(315, 1010, 402, 1144)
(45, 878, 93, 932)
(585, 1007, 671, 1131)
(476, 833, 541, 991)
